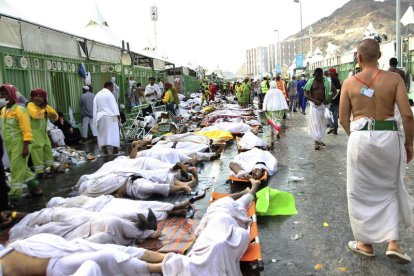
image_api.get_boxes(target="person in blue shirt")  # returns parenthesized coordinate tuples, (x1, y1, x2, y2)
(296, 74, 308, 115)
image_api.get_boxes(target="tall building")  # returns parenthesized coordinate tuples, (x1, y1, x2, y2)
(268, 44, 276, 74)
(280, 39, 298, 67)
(246, 45, 273, 76)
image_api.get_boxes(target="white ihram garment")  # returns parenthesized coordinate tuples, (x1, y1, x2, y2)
(232, 147, 277, 176)
(162, 194, 254, 276)
(0, 233, 150, 276)
(347, 117, 414, 243)
(75, 157, 173, 196)
(47, 195, 174, 221)
(262, 87, 289, 111)
(238, 131, 267, 149)
(309, 102, 327, 142)
(200, 122, 251, 134)
(9, 207, 154, 245)
(136, 148, 191, 164)
(93, 88, 120, 148)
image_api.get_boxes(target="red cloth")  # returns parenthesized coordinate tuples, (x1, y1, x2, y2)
(0, 83, 18, 104)
(30, 88, 48, 104)
(209, 85, 216, 101)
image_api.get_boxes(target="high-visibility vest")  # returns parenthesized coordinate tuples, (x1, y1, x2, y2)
(261, 80, 269, 94)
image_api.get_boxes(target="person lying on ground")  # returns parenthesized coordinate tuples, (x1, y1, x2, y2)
(162, 178, 261, 276)
(0, 233, 167, 275)
(47, 194, 203, 221)
(9, 206, 160, 245)
(229, 147, 277, 179)
(129, 141, 222, 165)
(75, 157, 197, 199)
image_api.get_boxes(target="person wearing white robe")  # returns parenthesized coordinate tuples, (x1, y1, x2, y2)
(47, 195, 175, 221)
(9, 207, 157, 245)
(262, 81, 289, 146)
(229, 147, 277, 178)
(130, 143, 218, 165)
(75, 157, 194, 199)
(162, 179, 260, 276)
(0, 233, 166, 275)
(47, 119, 66, 146)
(93, 81, 120, 155)
(238, 131, 267, 150)
(200, 121, 251, 134)
(340, 38, 414, 264)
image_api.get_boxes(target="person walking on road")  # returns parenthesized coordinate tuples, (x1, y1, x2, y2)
(79, 85, 97, 142)
(27, 88, 58, 177)
(327, 68, 341, 135)
(0, 84, 40, 200)
(93, 81, 121, 155)
(288, 76, 298, 112)
(340, 38, 414, 264)
(296, 74, 307, 115)
(304, 68, 336, 150)
(262, 81, 289, 148)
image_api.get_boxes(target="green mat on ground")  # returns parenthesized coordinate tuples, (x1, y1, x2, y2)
(256, 187, 298, 216)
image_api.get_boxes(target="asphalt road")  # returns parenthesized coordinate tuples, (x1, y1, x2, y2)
(10, 110, 414, 275)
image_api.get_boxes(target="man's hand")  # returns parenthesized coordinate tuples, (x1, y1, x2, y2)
(49, 113, 58, 121)
(22, 142, 29, 158)
(69, 127, 73, 134)
(405, 144, 413, 163)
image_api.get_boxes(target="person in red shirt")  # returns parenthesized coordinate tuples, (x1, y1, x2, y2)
(209, 83, 217, 101)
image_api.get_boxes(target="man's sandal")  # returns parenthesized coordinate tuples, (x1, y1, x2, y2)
(347, 241, 375, 257)
(386, 250, 412, 264)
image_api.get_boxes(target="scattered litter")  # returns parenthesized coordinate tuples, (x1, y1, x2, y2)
(338, 267, 349, 272)
(339, 172, 343, 175)
(288, 176, 304, 182)
(293, 221, 300, 224)
(314, 263, 324, 270)
(272, 259, 277, 263)
(289, 168, 299, 172)
(297, 192, 304, 195)
(323, 222, 330, 227)
(291, 234, 302, 240)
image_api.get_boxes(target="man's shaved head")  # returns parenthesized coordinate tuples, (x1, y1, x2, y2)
(357, 39, 380, 63)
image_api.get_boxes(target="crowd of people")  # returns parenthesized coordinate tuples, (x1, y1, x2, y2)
(0, 38, 413, 275)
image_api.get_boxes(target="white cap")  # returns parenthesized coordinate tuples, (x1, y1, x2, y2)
(82, 86, 89, 91)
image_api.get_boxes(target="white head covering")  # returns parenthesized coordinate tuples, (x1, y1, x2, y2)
(269, 81, 277, 89)
(82, 86, 90, 91)
(47, 197, 67, 208)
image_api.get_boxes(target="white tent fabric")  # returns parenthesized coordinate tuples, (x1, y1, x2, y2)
(0, 17, 22, 49)
(401, 5, 414, 26)
(21, 22, 81, 59)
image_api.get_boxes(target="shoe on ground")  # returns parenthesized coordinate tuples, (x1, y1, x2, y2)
(347, 241, 375, 257)
(386, 250, 411, 264)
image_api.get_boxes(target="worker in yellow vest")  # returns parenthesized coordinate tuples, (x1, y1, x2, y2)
(259, 77, 270, 109)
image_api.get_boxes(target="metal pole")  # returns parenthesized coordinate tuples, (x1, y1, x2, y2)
(300, 0, 304, 56)
(396, 0, 401, 62)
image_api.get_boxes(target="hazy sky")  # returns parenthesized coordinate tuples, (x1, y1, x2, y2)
(2, 0, 351, 72)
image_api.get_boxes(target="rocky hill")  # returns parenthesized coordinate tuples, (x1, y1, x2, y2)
(285, 0, 414, 54)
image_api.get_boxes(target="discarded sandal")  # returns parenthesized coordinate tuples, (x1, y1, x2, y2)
(386, 250, 412, 264)
(347, 241, 375, 257)
(189, 189, 207, 203)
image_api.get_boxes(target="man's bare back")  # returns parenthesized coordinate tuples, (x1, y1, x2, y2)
(0, 250, 50, 276)
(341, 70, 403, 121)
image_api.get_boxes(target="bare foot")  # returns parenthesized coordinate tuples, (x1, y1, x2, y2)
(357, 242, 374, 254)
(249, 179, 261, 194)
(189, 167, 198, 181)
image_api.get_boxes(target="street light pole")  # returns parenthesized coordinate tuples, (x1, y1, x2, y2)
(396, 0, 401, 62)
(294, 0, 304, 58)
